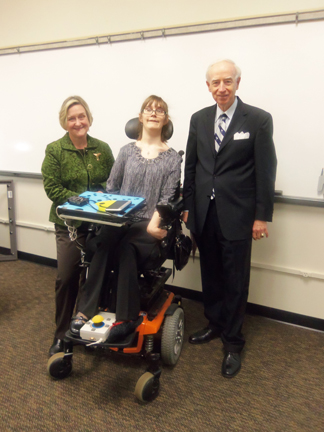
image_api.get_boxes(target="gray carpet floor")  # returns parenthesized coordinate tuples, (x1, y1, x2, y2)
(0, 260, 323, 432)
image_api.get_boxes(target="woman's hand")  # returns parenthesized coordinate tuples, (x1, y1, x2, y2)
(147, 211, 168, 240)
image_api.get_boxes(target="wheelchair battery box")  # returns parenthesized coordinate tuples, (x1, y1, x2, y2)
(80, 312, 116, 342)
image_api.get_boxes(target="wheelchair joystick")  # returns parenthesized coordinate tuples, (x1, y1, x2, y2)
(92, 315, 105, 328)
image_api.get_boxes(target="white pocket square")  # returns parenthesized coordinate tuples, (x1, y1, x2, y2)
(234, 131, 250, 140)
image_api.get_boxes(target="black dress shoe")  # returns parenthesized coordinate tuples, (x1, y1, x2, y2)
(221, 352, 241, 378)
(189, 327, 220, 344)
(70, 316, 88, 337)
(49, 338, 64, 357)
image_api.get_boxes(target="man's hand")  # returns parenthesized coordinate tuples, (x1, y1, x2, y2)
(181, 211, 189, 224)
(252, 220, 268, 240)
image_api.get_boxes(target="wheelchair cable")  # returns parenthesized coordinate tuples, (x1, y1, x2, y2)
(88, 200, 99, 212)
(65, 223, 85, 251)
(86, 338, 103, 347)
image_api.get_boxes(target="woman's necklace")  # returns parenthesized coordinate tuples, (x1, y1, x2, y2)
(138, 142, 167, 159)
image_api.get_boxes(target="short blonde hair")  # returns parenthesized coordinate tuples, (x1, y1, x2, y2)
(59, 96, 93, 130)
(138, 95, 170, 142)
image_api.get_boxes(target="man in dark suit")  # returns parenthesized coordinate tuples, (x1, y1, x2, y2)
(182, 59, 277, 378)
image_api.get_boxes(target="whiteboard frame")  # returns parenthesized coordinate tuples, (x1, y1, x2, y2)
(1, 173, 324, 207)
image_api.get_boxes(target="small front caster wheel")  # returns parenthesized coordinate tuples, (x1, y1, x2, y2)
(134, 372, 160, 402)
(47, 352, 73, 380)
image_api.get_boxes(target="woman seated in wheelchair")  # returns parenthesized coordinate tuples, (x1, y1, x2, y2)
(70, 95, 182, 342)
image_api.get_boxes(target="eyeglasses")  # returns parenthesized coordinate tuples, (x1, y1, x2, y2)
(143, 107, 166, 116)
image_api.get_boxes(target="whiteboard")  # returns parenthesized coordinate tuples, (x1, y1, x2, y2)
(0, 20, 324, 199)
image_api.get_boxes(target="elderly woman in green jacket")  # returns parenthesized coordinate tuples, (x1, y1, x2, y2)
(42, 96, 114, 357)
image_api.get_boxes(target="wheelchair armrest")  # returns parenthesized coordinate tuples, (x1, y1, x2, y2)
(156, 197, 183, 227)
(168, 196, 184, 212)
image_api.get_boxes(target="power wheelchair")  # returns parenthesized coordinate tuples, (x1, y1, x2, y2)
(47, 118, 190, 403)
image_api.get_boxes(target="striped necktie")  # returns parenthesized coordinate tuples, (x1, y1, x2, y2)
(214, 113, 228, 152)
(211, 114, 228, 199)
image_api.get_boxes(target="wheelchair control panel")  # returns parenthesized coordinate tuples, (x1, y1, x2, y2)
(80, 312, 116, 343)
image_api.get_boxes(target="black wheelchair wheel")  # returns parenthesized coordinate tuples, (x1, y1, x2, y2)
(161, 307, 184, 366)
(47, 352, 73, 380)
(134, 372, 160, 402)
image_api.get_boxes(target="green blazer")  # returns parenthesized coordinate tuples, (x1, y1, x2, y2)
(42, 133, 114, 226)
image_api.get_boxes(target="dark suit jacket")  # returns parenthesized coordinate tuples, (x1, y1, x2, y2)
(183, 97, 277, 241)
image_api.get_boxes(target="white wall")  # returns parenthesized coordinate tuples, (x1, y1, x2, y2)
(1, 0, 324, 321)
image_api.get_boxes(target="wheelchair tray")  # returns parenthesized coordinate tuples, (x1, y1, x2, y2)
(57, 192, 146, 227)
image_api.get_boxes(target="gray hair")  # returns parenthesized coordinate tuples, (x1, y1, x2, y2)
(206, 59, 241, 82)
(59, 95, 93, 130)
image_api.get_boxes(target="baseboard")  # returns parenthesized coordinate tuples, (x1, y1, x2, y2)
(165, 284, 324, 332)
(18, 251, 57, 268)
(13, 252, 324, 332)
(245, 303, 324, 332)
(0, 246, 11, 256)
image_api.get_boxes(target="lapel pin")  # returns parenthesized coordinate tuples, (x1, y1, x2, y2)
(93, 153, 101, 161)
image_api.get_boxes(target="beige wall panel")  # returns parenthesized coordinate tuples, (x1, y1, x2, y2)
(13, 179, 52, 228)
(249, 268, 324, 320)
(1, 0, 324, 48)
(16, 225, 56, 258)
(252, 204, 324, 274)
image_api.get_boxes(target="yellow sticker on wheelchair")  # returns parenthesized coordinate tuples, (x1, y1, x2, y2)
(95, 200, 116, 212)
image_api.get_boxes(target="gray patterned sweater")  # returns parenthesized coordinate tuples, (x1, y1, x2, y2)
(106, 142, 182, 219)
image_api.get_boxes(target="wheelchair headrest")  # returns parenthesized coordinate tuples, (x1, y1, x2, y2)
(125, 117, 174, 140)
